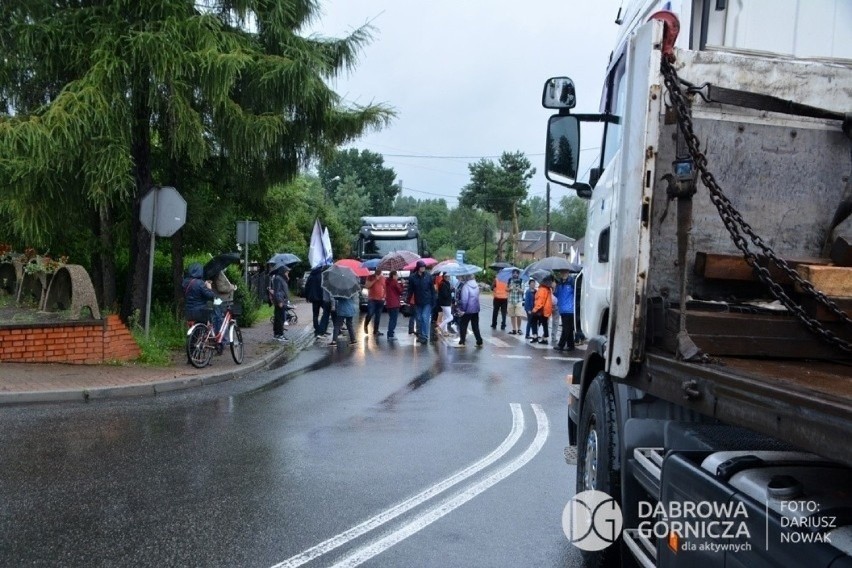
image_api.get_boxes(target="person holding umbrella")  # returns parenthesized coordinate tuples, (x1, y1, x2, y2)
(408, 260, 435, 344)
(269, 263, 291, 342)
(321, 265, 362, 346)
(305, 266, 331, 338)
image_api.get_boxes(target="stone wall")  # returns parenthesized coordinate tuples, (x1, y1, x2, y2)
(0, 315, 140, 364)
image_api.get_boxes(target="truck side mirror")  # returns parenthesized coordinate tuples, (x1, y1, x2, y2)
(545, 114, 581, 187)
(542, 77, 576, 110)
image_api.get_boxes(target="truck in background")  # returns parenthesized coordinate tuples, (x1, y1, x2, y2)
(543, 1, 852, 566)
(352, 216, 429, 310)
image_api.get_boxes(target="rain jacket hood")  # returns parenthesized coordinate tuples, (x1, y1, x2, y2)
(458, 279, 481, 313)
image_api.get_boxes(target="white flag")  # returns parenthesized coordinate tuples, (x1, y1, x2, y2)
(322, 227, 334, 265)
(308, 219, 324, 268)
(569, 245, 578, 264)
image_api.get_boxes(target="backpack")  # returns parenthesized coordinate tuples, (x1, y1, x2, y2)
(267, 274, 278, 306)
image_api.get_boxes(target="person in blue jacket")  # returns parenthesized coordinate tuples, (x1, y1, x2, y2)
(330, 293, 357, 346)
(183, 263, 215, 324)
(524, 279, 538, 340)
(554, 271, 576, 351)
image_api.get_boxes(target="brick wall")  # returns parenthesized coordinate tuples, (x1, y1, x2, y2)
(0, 315, 140, 364)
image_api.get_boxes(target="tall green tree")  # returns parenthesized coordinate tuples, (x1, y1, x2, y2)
(0, 0, 393, 320)
(318, 148, 398, 215)
(333, 175, 370, 234)
(459, 151, 534, 261)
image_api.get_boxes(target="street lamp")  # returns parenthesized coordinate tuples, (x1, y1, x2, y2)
(326, 175, 341, 198)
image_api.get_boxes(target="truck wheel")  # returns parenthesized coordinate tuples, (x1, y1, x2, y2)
(575, 372, 621, 567)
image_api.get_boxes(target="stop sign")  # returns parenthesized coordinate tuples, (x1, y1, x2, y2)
(140, 186, 186, 237)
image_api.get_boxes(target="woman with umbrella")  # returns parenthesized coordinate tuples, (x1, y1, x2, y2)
(269, 261, 292, 342)
(322, 265, 362, 346)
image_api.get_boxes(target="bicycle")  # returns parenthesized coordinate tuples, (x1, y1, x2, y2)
(186, 298, 244, 368)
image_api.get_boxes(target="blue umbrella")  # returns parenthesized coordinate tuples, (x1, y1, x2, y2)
(268, 253, 301, 267)
(361, 258, 381, 270)
(495, 266, 521, 282)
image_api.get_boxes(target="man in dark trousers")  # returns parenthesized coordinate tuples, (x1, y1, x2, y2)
(304, 265, 331, 337)
(407, 260, 435, 344)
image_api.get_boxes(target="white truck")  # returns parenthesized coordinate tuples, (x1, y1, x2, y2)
(543, 1, 852, 566)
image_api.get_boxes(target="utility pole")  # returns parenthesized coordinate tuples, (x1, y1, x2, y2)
(483, 226, 488, 268)
(545, 183, 551, 257)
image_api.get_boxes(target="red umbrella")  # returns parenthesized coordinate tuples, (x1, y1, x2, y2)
(335, 259, 370, 277)
(377, 250, 421, 272)
(403, 257, 437, 271)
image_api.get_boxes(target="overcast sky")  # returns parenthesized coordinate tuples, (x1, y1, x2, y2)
(307, 1, 622, 206)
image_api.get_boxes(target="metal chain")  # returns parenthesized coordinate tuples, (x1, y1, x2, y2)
(661, 59, 852, 353)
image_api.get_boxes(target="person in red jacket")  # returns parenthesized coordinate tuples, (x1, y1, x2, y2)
(384, 270, 404, 340)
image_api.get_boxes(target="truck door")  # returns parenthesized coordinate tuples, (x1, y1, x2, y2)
(607, 19, 663, 378)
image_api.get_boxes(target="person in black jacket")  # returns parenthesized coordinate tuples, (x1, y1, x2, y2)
(436, 272, 454, 336)
(304, 265, 331, 337)
(407, 260, 435, 344)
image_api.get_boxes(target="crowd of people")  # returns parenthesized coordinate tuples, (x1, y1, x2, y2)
(298, 260, 580, 351)
(181, 255, 581, 354)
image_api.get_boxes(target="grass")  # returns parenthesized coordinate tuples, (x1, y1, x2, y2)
(130, 305, 189, 366)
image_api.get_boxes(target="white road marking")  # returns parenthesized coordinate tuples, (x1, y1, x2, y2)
(486, 337, 510, 347)
(543, 357, 582, 362)
(497, 355, 532, 359)
(271, 404, 525, 568)
(329, 405, 550, 568)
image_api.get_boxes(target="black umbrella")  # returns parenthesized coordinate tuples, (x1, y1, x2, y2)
(489, 261, 512, 270)
(321, 265, 361, 297)
(528, 256, 581, 272)
(268, 253, 301, 267)
(203, 252, 241, 280)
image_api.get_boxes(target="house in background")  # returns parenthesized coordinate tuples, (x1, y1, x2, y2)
(515, 230, 576, 264)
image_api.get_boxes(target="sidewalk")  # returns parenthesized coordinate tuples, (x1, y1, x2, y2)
(0, 300, 316, 405)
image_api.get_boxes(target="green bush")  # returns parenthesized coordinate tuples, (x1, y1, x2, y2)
(129, 303, 186, 365)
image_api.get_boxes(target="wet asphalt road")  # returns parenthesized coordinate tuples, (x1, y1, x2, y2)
(0, 313, 584, 567)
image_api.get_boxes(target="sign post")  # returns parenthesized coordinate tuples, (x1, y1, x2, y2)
(236, 221, 259, 285)
(140, 186, 187, 336)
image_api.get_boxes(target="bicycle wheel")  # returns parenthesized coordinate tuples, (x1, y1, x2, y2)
(187, 325, 213, 368)
(288, 311, 298, 325)
(230, 323, 244, 364)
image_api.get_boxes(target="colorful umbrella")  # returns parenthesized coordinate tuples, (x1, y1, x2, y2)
(377, 250, 421, 272)
(334, 259, 370, 277)
(321, 265, 362, 297)
(403, 257, 437, 271)
(361, 258, 382, 270)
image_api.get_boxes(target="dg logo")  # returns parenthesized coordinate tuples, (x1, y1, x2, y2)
(562, 490, 624, 551)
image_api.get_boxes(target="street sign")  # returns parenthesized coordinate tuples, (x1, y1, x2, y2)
(456, 250, 466, 264)
(236, 221, 259, 245)
(140, 186, 186, 237)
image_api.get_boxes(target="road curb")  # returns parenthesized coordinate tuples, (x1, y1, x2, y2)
(0, 329, 316, 406)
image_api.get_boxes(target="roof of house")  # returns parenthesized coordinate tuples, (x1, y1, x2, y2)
(517, 230, 575, 254)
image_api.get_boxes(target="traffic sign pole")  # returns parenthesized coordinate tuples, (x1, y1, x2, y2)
(144, 189, 158, 337)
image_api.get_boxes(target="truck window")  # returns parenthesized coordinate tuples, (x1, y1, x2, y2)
(600, 56, 627, 169)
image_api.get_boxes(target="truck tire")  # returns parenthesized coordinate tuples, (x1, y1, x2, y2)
(576, 372, 621, 567)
